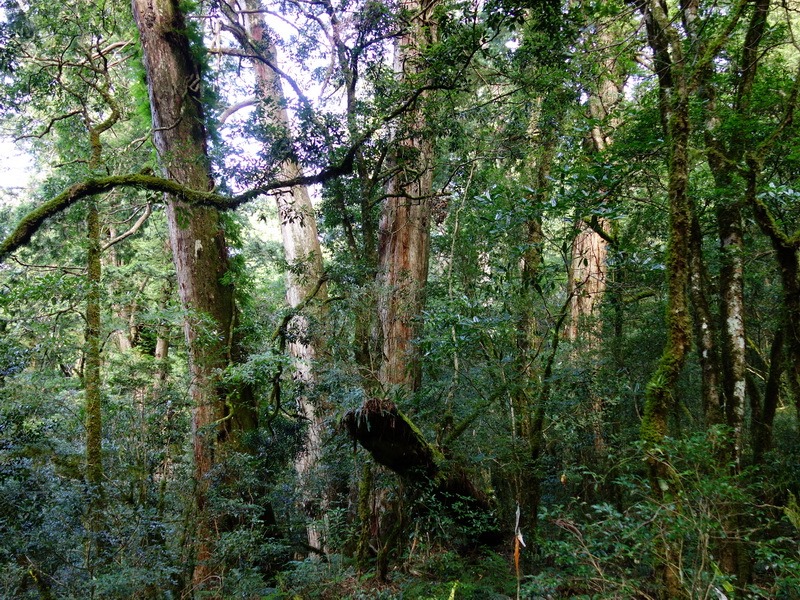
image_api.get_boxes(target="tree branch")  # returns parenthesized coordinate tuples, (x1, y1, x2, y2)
(0, 151, 357, 262)
(101, 204, 152, 251)
(582, 215, 617, 247)
(219, 97, 258, 124)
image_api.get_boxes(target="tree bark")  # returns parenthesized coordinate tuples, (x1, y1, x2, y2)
(567, 221, 609, 344)
(357, 1, 438, 574)
(638, 1, 693, 596)
(718, 199, 747, 465)
(131, 0, 256, 592)
(377, 0, 436, 393)
(84, 199, 104, 574)
(236, 0, 330, 551)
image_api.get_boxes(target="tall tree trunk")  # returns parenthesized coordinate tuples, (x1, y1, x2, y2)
(83, 102, 119, 579)
(717, 200, 747, 465)
(639, 1, 693, 596)
(567, 25, 620, 466)
(355, 0, 439, 578)
(378, 0, 436, 393)
(132, 0, 256, 592)
(701, 81, 750, 470)
(687, 203, 725, 426)
(349, 1, 448, 577)
(84, 199, 104, 580)
(237, 1, 330, 550)
(643, 94, 691, 600)
(566, 21, 620, 343)
(566, 216, 610, 468)
(694, 0, 771, 584)
(721, 0, 770, 464)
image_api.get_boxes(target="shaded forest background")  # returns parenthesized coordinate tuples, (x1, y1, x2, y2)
(0, 0, 799, 598)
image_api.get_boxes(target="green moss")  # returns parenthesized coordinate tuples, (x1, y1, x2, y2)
(0, 174, 227, 262)
(396, 407, 445, 466)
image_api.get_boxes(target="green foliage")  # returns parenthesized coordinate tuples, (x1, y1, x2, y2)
(2, 0, 800, 596)
(785, 492, 800, 532)
(272, 548, 515, 599)
(526, 429, 800, 598)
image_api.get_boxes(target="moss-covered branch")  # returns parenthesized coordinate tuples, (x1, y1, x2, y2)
(582, 214, 617, 247)
(0, 150, 357, 262)
(0, 174, 200, 261)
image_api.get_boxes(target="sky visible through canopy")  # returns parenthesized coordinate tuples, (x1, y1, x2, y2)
(0, 138, 31, 192)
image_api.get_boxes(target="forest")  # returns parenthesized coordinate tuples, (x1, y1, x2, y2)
(0, 0, 799, 597)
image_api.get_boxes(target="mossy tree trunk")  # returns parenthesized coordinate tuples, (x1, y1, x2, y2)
(748, 162, 800, 436)
(83, 89, 121, 581)
(638, 1, 693, 596)
(84, 199, 104, 578)
(342, 399, 496, 540)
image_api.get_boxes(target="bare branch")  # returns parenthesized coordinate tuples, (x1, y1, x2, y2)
(219, 97, 258, 124)
(101, 204, 152, 251)
(213, 32, 314, 112)
(15, 110, 83, 140)
(8, 255, 85, 275)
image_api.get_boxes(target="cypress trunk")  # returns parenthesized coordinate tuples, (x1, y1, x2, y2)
(377, 0, 436, 393)
(132, 0, 256, 592)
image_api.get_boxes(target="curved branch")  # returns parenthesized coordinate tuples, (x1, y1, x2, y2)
(0, 144, 360, 263)
(219, 97, 258, 124)
(101, 203, 152, 251)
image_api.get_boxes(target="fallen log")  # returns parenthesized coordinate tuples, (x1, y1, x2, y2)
(343, 397, 500, 545)
(343, 397, 441, 477)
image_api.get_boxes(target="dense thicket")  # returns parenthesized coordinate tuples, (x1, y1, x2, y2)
(0, 0, 799, 598)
